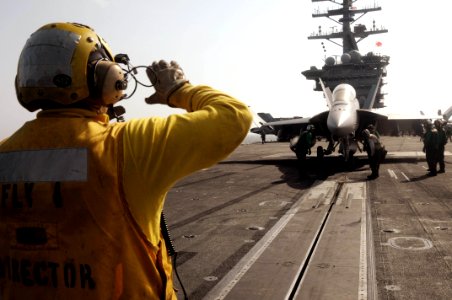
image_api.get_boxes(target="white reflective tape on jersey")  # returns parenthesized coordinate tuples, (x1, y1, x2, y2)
(0, 148, 87, 182)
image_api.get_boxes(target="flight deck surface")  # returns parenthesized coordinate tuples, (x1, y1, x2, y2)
(165, 136, 452, 299)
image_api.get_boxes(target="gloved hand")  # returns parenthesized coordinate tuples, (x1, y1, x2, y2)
(145, 60, 188, 105)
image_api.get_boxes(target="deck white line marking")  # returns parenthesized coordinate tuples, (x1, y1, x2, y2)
(401, 172, 410, 181)
(205, 200, 301, 300)
(387, 169, 398, 180)
(263, 153, 288, 158)
(358, 182, 368, 300)
(204, 181, 336, 300)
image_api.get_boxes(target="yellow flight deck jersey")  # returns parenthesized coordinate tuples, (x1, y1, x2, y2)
(0, 84, 252, 299)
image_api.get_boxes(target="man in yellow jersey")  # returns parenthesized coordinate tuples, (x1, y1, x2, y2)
(0, 22, 252, 299)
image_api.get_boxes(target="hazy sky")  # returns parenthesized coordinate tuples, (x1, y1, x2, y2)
(1, 0, 451, 139)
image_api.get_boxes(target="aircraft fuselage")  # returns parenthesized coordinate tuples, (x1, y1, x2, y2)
(327, 84, 359, 138)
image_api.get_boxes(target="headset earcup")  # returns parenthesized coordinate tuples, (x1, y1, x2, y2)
(94, 61, 126, 105)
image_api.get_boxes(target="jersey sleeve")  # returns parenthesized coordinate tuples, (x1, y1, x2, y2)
(121, 84, 252, 245)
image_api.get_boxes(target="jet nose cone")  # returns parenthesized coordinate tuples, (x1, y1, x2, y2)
(327, 111, 354, 137)
(335, 114, 348, 127)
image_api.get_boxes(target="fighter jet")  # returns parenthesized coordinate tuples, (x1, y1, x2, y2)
(256, 80, 446, 161)
(254, 80, 452, 161)
(253, 80, 384, 161)
(249, 113, 305, 141)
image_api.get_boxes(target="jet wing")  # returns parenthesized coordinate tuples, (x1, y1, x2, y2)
(264, 110, 329, 139)
(308, 111, 330, 137)
(363, 110, 437, 136)
(310, 111, 329, 124)
(443, 106, 452, 121)
(386, 113, 437, 120)
(259, 117, 311, 141)
(356, 109, 388, 134)
(263, 117, 311, 126)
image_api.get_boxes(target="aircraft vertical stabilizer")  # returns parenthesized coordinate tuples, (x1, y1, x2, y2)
(362, 74, 382, 109)
(319, 78, 333, 108)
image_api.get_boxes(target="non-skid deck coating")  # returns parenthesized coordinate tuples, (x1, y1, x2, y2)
(164, 136, 452, 299)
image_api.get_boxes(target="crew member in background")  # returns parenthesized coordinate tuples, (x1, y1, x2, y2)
(446, 123, 452, 142)
(0, 22, 252, 299)
(435, 119, 447, 173)
(291, 125, 316, 160)
(423, 120, 439, 176)
(367, 124, 380, 139)
(366, 124, 386, 160)
(362, 128, 385, 180)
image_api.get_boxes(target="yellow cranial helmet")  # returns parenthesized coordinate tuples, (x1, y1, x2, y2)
(16, 22, 126, 111)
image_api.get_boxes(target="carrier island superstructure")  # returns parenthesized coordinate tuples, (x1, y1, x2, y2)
(302, 0, 390, 109)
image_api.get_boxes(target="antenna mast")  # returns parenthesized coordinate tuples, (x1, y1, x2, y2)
(302, 0, 390, 109)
